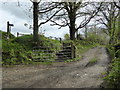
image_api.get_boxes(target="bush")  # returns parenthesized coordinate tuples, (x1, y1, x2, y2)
(2, 47, 33, 65)
(2, 34, 62, 65)
(2, 38, 33, 65)
(105, 43, 120, 88)
(105, 58, 120, 88)
(87, 32, 107, 45)
(13, 35, 33, 50)
(64, 33, 70, 40)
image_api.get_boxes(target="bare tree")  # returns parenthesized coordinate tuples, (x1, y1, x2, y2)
(96, 2, 120, 44)
(114, 0, 120, 42)
(30, 1, 59, 43)
(114, 0, 120, 9)
(39, 1, 102, 40)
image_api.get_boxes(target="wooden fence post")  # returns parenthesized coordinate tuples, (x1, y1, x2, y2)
(7, 21, 14, 39)
(7, 21, 10, 39)
(17, 32, 19, 37)
(71, 42, 76, 59)
(60, 38, 62, 43)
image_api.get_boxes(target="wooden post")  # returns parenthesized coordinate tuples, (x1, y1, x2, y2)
(85, 13, 87, 39)
(7, 21, 14, 39)
(71, 42, 76, 59)
(59, 38, 62, 43)
(73, 45, 76, 58)
(17, 32, 19, 37)
(7, 21, 9, 39)
(71, 43, 74, 59)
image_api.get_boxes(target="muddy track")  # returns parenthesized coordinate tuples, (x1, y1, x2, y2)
(2, 47, 110, 88)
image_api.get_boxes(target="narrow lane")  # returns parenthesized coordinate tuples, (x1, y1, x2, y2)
(2, 47, 110, 88)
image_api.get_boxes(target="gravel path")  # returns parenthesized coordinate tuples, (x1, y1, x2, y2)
(2, 47, 110, 88)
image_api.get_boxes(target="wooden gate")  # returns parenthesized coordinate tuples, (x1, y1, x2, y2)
(33, 46, 56, 62)
(33, 42, 76, 62)
(56, 42, 76, 61)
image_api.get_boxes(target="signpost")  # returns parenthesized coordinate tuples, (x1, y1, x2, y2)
(7, 21, 14, 39)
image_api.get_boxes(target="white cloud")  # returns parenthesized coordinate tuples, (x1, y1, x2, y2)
(0, 2, 32, 36)
(0, 1, 69, 38)
(40, 21, 69, 38)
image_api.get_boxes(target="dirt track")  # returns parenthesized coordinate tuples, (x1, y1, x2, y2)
(2, 47, 110, 88)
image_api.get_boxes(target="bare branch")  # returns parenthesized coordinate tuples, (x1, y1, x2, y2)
(114, 1, 120, 9)
(38, 7, 63, 27)
(102, 28, 109, 35)
(96, 18, 108, 27)
(39, 3, 59, 13)
(50, 19, 69, 29)
(76, 2, 103, 30)
(102, 11, 110, 22)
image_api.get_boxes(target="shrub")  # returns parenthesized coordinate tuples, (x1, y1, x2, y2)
(2, 34, 62, 65)
(105, 58, 120, 88)
(87, 32, 107, 45)
(105, 43, 120, 88)
(64, 33, 70, 40)
(13, 35, 33, 50)
(89, 58, 97, 64)
(2, 39, 33, 65)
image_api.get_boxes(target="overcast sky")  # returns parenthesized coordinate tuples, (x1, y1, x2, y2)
(0, 0, 118, 38)
(0, 0, 70, 38)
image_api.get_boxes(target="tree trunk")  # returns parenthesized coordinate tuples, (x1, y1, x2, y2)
(69, 4, 76, 40)
(33, 2, 39, 43)
(70, 25, 76, 40)
(69, 16, 76, 40)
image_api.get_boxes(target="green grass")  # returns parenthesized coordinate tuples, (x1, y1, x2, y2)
(31, 61, 53, 65)
(1, 30, 102, 65)
(0, 30, 15, 40)
(2, 32, 62, 65)
(105, 43, 120, 88)
(12, 35, 33, 50)
(104, 58, 120, 88)
(65, 56, 83, 62)
(89, 58, 97, 64)
(62, 39, 101, 63)
(0, 40, 2, 48)
(74, 40, 100, 58)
